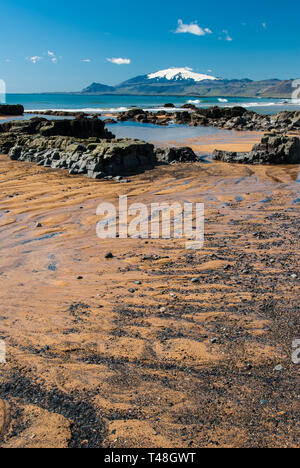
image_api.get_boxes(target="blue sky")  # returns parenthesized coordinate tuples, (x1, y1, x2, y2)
(0, 0, 299, 92)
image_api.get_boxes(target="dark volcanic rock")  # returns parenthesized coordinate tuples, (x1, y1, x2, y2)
(103, 118, 117, 124)
(155, 146, 198, 163)
(6, 136, 156, 176)
(0, 117, 196, 179)
(26, 110, 102, 118)
(117, 108, 145, 121)
(0, 104, 24, 116)
(39, 116, 114, 139)
(181, 103, 198, 111)
(213, 134, 300, 165)
(116, 106, 300, 132)
(0, 116, 113, 139)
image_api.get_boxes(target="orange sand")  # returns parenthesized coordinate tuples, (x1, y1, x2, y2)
(0, 153, 299, 448)
(153, 130, 264, 155)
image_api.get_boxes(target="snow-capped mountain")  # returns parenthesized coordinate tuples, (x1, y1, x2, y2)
(147, 67, 218, 82)
(81, 68, 292, 98)
(111, 67, 221, 93)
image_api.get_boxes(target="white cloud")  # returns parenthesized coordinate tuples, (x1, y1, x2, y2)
(262, 22, 267, 29)
(48, 51, 58, 63)
(175, 19, 212, 36)
(220, 30, 233, 41)
(27, 56, 42, 64)
(107, 57, 131, 65)
(81, 59, 91, 63)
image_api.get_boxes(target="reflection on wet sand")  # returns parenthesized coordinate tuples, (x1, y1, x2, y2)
(153, 130, 264, 155)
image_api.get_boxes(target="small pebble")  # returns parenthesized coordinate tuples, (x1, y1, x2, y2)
(274, 364, 284, 372)
(210, 338, 217, 344)
(77, 276, 83, 280)
(105, 252, 114, 259)
(134, 281, 142, 285)
(128, 288, 135, 293)
(291, 274, 297, 279)
(191, 277, 200, 283)
(36, 222, 42, 228)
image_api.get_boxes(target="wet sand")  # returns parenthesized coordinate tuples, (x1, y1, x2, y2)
(0, 152, 299, 448)
(0, 116, 21, 122)
(155, 130, 264, 154)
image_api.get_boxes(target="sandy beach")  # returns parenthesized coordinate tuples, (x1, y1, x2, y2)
(0, 150, 299, 448)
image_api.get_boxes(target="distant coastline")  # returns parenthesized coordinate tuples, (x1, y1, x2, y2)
(6, 70, 296, 99)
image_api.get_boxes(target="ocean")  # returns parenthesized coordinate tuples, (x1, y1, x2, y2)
(4, 93, 300, 115)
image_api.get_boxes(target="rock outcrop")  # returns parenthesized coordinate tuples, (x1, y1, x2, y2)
(155, 146, 198, 163)
(116, 106, 300, 132)
(0, 117, 198, 178)
(26, 107, 300, 133)
(213, 134, 300, 164)
(26, 110, 102, 118)
(117, 108, 173, 126)
(0, 104, 24, 116)
(0, 115, 112, 138)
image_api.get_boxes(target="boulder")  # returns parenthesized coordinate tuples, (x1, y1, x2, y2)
(0, 104, 24, 116)
(155, 146, 198, 163)
(103, 118, 117, 124)
(39, 116, 114, 139)
(181, 103, 198, 111)
(213, 134, 300, 164)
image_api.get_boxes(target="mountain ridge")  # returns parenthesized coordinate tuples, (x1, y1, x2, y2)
(80, 68, 294, 98)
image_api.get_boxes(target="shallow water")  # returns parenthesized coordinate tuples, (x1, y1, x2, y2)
(0, 114, 264, 155)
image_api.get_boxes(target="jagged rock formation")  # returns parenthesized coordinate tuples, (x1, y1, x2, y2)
(0, 117, 198, 178)
(213, 134, 300, 164)
(117, 106, 300, 132)
(25, 107, 300, 133)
